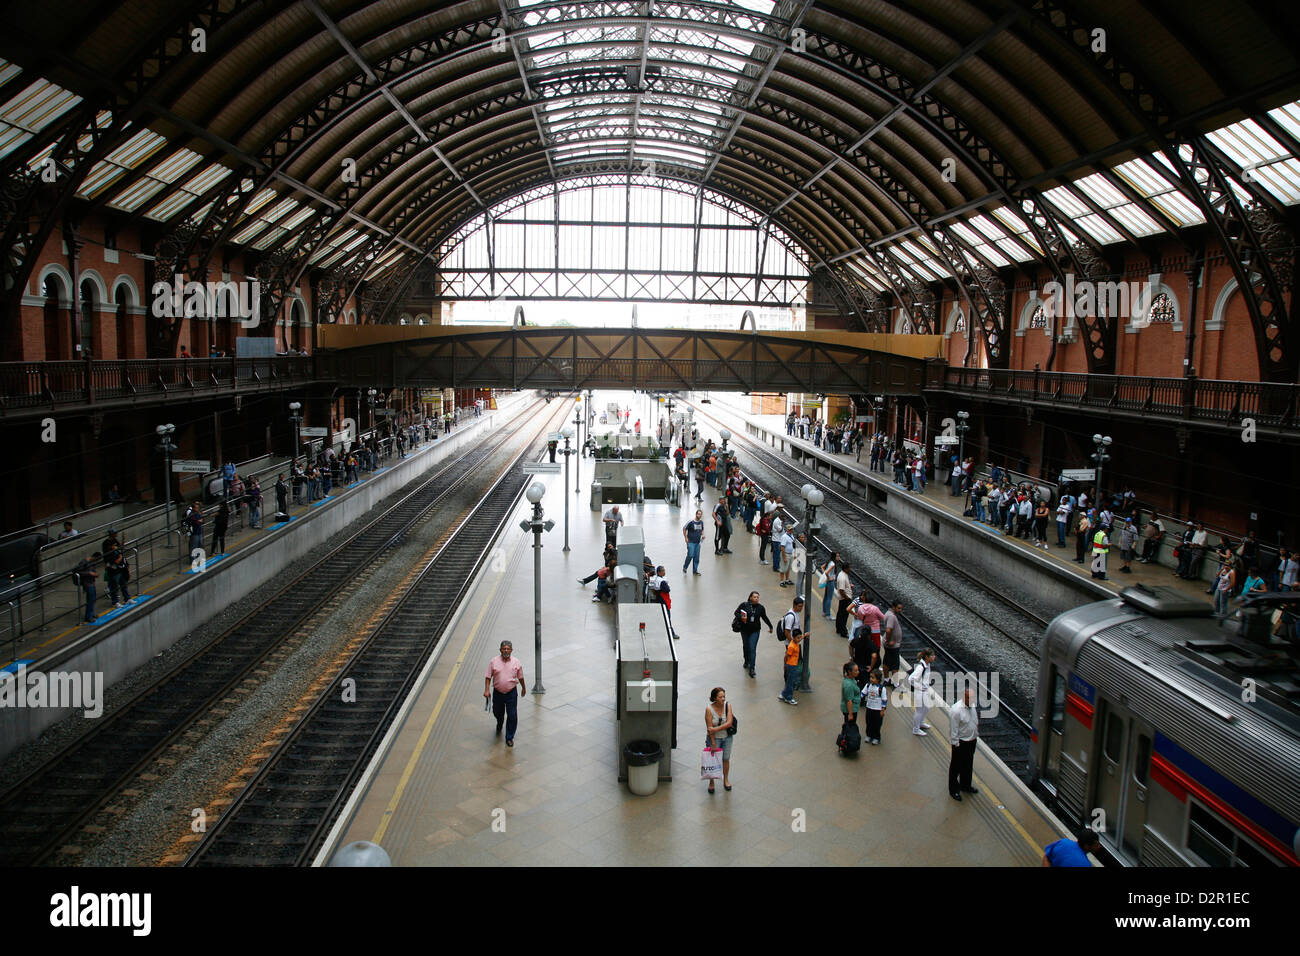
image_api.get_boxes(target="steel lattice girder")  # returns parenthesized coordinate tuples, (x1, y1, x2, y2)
(1028, 0, 1297, 381)
(317, 327, 930, 395)
(926, 224, 1011, 367)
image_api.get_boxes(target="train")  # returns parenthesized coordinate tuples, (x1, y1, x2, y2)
(1030, 584, 1300, 867)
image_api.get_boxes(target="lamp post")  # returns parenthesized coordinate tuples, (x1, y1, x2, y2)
(560, 424, 574, 551)
(799, 482, 824, 693)
(288, 401, 303, 464)
(1091, 434, 1112, 504)
(955, 410, 970, 507)
(367, 388, 377, 435)
(572, 402, 583, 493)
(155, 423, 177, 537)
(519, 482, 555, 694)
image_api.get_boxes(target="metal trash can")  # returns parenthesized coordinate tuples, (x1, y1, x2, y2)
(623, 739, 664, 795)
(590, 480, 603, 511)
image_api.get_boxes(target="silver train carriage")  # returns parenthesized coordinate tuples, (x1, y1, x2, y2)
(1030, 585, 1300, 867)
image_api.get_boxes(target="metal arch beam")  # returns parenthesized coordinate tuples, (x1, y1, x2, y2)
(1026, 0, 1298, 381)
(0, 0, 258, 316)
(926, 224, 1011, 368)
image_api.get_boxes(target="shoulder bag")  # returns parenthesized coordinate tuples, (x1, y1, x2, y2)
(727, 702, 738, 736)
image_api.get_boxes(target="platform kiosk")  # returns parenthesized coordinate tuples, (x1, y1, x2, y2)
(616, 605, 678, 781)
(616, 526, 644, 571)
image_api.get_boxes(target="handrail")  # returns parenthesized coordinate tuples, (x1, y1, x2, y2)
(938, 367, 1300, 429)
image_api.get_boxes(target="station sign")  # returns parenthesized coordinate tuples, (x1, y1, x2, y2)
(172, 459, 211, 473)
(300, 427, 328, 437)
(933, 435, 959, 446)
(522, 462, 561, 474)
(375, 408, 395, 416)
(854, 415, 874, 423)
(547, 432, 564, 441)
(1060, 468, 1096, 481)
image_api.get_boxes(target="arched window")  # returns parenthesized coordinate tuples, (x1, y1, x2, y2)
(79, 278, 97, 357)
(1148, 292, 1175, 323)
(290, 300, 306, 350)
(115, 285, 130, 358)
(43, 276, 63, 360)
(954, 314, 966, 333)
(1029, 304, 1048, 329)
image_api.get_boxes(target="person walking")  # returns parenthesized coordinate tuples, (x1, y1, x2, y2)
(712, 496, 733, 555)
(777, 598, 804, 705)
(861, 669, 888, 745)
(704, 687, 735, 793)
(247, 476, 263, 527)
(841, 660, 860, 732)
(881, 599, 904, 686)
(1118, 519, 1137, 574)
(184, 503, 204, 558)
(212, 500, 229, 556)
(275, 473, 289, 517)
(682, 508, 705, 575)
(949, 686, 979, 801)
(1043, 829, 1102, 867)
(76, 553, 100, 623)
(909, 648, 936, 736)
(483, 640, 527, 747)
(1212, 562, 1236, 618)
(1075, 510, 1092, 564)
(1091, 524, 1111, 580)
(221, 460, 236, 498)
(603, 504, 624, 547)
(818, 552, 838, 619)
(834, 560, 854, 637)
(733, 590, 773, 678)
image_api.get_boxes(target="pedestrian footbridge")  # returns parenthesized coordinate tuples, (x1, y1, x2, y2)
(315, 325, 940, 396)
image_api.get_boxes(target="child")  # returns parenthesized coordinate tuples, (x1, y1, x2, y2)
(861, 669, 889, 745)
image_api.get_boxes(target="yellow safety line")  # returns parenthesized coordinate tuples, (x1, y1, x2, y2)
(370, 564, 509, 846)
(969, 769, 1047, 862)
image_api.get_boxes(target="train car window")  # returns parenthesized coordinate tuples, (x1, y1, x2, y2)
(1104, 713, 1123, 762)
(1050, 671, 1066, 734)
(1186, 803, 1279, 867)
(1133, 735, 1151, 786)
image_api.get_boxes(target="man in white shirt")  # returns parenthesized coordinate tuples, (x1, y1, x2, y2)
(603, 505, 624, 546)
(1187, 522, 1209, 579)
(949, 687, 980, 801)
(1054, 498, 1073, 548)
(834, 562, 854, 637)
(777, 526, 796, 586)
(790, 533, 808, 593)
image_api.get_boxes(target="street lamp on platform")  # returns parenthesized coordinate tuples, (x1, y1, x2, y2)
(955, 410, 970, 506)
(573, 402, 583, 490)
(560, 424, 575, 551)
(519, 482, 555, 694)
(1091, 434, 1112, 504)
(367, 388, 377, 434)
(289, 401, 303, 463)
(799, 482, 824, 693)
(155, 423, 177, 535)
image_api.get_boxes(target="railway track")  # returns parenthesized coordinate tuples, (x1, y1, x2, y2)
(689, 403, 1037, 778)
(187, 431, 552, 865)
(0, 401, 549, 866)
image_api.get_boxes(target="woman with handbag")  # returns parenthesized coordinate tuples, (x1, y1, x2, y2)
(704, 687, 735, 793)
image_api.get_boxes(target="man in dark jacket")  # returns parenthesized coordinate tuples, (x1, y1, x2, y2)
(734, 590, 774, 679)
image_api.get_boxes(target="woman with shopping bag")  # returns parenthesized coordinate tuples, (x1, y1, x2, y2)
(703, 687, 735, 794)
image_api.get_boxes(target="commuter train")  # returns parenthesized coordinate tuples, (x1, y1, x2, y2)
(1030, 585, 1300, 866)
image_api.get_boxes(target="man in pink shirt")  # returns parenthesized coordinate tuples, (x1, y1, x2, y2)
(483, 640, 527, 746)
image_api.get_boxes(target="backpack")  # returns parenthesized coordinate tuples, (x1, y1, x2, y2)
(756, 515, 772, 537)
(837, 719, 861, 755)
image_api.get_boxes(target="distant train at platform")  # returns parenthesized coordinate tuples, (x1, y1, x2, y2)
(1030, 585, 1300, 867)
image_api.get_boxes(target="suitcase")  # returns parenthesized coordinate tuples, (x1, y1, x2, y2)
(837, 719, 861, 756)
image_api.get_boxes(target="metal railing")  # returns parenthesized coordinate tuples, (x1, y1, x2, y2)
(938, 367, 1300, 430)
(0, 356, 318, 415)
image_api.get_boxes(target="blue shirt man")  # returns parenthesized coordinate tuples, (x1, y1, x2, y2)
(1043, 830, 1101, 867)
(682, 511, 705, 575)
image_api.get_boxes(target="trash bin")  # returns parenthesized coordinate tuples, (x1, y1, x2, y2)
(623, 739, 664, 795)
(590, 480, 603, 511)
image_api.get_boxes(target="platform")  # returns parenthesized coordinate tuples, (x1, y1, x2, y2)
(705, 401, 1219, 608)
(321, 444, 1072, 866)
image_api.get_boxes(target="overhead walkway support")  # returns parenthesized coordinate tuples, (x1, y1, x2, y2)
(315, 325, 938, 396)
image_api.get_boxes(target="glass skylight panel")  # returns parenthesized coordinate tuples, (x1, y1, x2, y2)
(76, 128, 166, 198)
(242, 187, 278, 216)
(146, 161, 231, 221)
(1112, 157, 1203, 225)
(1041, 184, 1089, 219)
(231, 220, 270, 245)
(0, 77, 82, 160)
(280, 206, 317, 232)
(1072, 213, 1123, 244)
(1208, 117, 1300, 204)
(107, 148, 203, 212)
